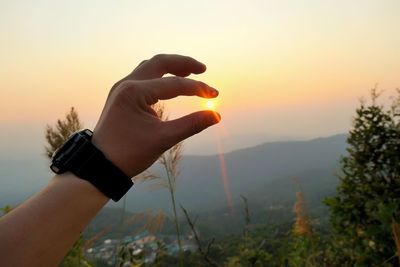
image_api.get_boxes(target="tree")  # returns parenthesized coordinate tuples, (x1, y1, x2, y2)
(325, 89, 400, 266)
(45, 107, 83, 159)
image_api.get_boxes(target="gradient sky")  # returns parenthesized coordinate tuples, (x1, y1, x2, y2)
(0, 0, 399, 157)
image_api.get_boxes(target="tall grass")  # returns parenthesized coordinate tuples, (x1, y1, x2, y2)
(137, 103, 184, 253)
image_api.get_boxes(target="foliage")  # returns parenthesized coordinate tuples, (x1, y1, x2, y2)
(151, 250, 205, 267)
(151, 241, 169, 266)
(224, 238, 273, 267)
(60, 235, 93, 267)
(45, 106, 83, 159)
(288, 235, 330, 267)
(325, 89, 400, 266)
(224, 195, 274, 267)
(115, 243, 144, 267)
(0, 205, 12, 215)
(181, 205, 221, 267)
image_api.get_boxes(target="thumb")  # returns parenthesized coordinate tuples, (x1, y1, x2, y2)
(163, 110, 221, 145)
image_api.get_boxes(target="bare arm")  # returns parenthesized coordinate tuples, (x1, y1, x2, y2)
(0, 173, 108, 266)
(0, 54, 220, 266)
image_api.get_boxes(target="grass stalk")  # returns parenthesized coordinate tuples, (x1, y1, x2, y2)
(166, 166, 182, 252)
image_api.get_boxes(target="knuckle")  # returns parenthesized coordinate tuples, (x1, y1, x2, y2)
(118, 80, 136, 93)
(149, 54, 168, 73)
(172, 76, 187, 91)
(111, 79, 131, 92)
(131, 60, 149, 73)
(168, 76, 182, 83)
(165, 76, 185, 88)
(113, 81, 140, 102)
(151, 54, 167, 63)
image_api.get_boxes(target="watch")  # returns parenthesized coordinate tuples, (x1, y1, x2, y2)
(50, 129, 133, 201)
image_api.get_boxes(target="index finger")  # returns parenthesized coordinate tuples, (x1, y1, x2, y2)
(139, 77, 219, 105)
(130, 54, 207, 80)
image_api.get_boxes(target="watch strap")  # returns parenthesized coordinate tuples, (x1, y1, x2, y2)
(68, 141, 133, 202)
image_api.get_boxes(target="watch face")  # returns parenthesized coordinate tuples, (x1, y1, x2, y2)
(50, 130, 92, 174)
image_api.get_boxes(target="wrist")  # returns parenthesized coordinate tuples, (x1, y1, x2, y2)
(52, 172, 109, 203)
(50, 129, 134, 202)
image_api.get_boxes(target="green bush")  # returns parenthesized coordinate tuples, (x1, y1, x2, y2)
(326, 89, 400, 266)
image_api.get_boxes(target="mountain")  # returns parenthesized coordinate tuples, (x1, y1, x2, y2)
(122, 134, 347, 214)
(183, 132, 302, 155)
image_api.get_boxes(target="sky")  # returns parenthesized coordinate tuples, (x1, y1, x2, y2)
(0, 0, 399, 157)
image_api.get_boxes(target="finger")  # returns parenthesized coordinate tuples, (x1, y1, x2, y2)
(162, 111, 221, 145)
(130, 54, 206, 80)
(141, 77, 219, 105)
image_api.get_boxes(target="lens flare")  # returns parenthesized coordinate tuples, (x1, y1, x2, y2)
(202, 99, 232, 213)
(215, 126, 234, 215)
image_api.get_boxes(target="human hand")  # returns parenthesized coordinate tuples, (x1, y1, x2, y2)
(92, 54, 220, 177)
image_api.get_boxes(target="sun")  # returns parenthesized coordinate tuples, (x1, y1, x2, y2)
(204, 100, 217, 111)
(206, 100, 215, 109)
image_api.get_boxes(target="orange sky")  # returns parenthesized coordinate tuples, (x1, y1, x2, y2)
(0, 0, 399, 155)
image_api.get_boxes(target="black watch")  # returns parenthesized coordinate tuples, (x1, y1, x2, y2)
(50, 129, 133, 202)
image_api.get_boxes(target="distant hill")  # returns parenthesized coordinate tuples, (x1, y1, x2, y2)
(183, 132, 302, 155)
(122, 134, 347, 214)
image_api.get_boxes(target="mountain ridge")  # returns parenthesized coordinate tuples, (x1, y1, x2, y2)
(122, 134, 347, 213)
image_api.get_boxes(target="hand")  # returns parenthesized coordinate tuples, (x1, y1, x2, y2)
(92, 54, 220, 177)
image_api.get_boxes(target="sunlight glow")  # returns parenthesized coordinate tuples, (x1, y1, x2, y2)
(204, 100, 218, 111)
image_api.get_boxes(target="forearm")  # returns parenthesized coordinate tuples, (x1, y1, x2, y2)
(0, 173, 108, 266)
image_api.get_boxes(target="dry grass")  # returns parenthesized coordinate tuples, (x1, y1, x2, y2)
(293, 191, 312, 237)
